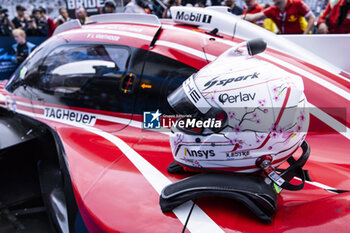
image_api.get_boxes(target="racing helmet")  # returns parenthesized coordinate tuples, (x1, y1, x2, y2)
(167, 41, 309, 174)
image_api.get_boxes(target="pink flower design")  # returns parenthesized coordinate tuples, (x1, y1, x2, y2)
(298, 111, 306, 122)
(260, 135, 265, 139)
(256, 139, 261, 143)
(233, 138, 243, 145)
(273, 87, 278, 93)
(233, 124, 241, 133)
(271, 131, 278, 138)
(259, 99, 266, 107)
(193, 160, 200, 168)
(268, 146, 272, 150)
(252, 113, 257, 118)
(274, 96, 279, 101)
(174, 133, 183, 146)
(277, 126, 284, 134)
(256, 119, 261, 124)
(282, 132, 294, 139)
(269, 124, 278, 132)
(269, 124, 282, 138)
(296, 125, 302, 132)
(228, 111, 236, 119)
(263, 109, 268, 114)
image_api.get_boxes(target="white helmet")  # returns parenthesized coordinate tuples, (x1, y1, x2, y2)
(167, 41, 309, 174)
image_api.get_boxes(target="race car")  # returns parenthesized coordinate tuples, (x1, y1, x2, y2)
(0, 6, 349, 233)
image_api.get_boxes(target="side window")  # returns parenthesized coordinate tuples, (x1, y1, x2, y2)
(135, 51, 198, 114)
(6, 47, 45, 93)
(27, 43, 135, 113)
(40, 45, 129, 92)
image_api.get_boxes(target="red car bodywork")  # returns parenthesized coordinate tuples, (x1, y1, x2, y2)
(0, 16, 350, 233)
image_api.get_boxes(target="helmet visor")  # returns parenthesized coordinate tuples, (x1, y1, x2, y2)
(167, 83, 202, 116)
(167, 75, 228, 134)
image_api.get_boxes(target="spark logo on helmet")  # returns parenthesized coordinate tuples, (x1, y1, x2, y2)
(175, 11, 212, 24)
(218, 92, 256, 104)
(185, 148, 215, 159)
(203, 72, 260, 91)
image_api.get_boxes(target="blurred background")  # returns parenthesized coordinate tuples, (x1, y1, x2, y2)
(0, 0, 347, 80)
(0, 0, 329, 22)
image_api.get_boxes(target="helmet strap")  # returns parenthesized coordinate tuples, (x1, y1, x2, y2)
(257, 141, 310, 191)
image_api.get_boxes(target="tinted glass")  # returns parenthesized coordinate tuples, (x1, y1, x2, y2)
(38, 44, 133, 112)
(39, 44, 127, 87)
(6, 47, 45, 97)
(40, 44, 129, 93)
(11, 43, 139, 113)
(7, 42, 198, 116)
(135, 51, 198, 115)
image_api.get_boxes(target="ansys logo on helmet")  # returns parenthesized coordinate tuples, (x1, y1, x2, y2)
(143, 110, 222, 130)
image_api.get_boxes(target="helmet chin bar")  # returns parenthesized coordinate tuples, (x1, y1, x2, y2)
(162, 141, 310, 223)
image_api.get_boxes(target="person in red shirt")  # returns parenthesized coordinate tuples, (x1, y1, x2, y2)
(242, 0, 315, 34)
(317, 0, 350, 34)
(40, 7, 56, 37)
(242, 0, 264, 26)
